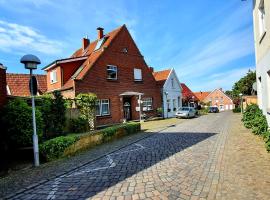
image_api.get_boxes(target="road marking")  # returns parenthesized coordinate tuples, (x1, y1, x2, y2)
(46, 143, 144, 200)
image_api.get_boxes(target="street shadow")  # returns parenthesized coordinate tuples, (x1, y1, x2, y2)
(19, 131, 217, 200)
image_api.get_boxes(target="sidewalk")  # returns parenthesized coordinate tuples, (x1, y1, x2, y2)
(216, 113, 270, 199)
(0, 118, 184, 198)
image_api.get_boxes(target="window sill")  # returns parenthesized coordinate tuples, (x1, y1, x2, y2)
(107, 79, 119, 82)
(96, 115, 111, 119)
(259, 31, 266, 44)
(50, 81, 58, 85)
(134, 80, 143, 83)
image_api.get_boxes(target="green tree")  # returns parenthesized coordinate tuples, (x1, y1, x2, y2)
(76, 93, 97, 131)
(232, 70, 256, 98)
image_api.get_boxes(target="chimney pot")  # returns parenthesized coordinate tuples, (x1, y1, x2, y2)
(97, 27, 104, 40)
(82, 37, 89, 50)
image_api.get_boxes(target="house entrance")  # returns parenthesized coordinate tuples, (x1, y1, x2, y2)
(123, 97, 132, 120)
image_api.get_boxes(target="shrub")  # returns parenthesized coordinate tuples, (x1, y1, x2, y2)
(242, 104, 268, 135)
(38, 91, 66, 139)
(264, 131, 270, 152)
(233, 107, 241, 113)
(39, 135, 79, 161)
(40, 122, 141, 161)
(68, 117, 89, 133)
(1, 98, 43, 147)
(76, 93, 97, 131)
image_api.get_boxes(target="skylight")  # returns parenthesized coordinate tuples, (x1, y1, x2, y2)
(94, 37, 107, 51)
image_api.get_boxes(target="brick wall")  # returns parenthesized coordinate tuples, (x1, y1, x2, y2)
(0, 66, 7, 107)
(204, 89, 234, 110)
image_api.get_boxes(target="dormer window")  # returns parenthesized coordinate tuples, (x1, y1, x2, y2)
(50, 70, 57, 84)
(107, 65, 117, 80)
(94, 37, 107, 51)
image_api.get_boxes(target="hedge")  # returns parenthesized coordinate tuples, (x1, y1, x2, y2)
(40, 122, 141, 161)
(242, 104, 270, 151)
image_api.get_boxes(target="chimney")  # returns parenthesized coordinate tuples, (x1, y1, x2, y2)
(149, 66, 154, 73)
(219, 88, 223, 91)
(97, 27, 104, 40)
(82, 37, 89, 50)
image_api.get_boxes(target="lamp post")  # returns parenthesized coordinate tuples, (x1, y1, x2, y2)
(239, 93, 243, 114)
(20, 54, 41, 167)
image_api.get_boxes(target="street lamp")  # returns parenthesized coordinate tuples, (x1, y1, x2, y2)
(20, 54, 41, 167)
(239, 93, 243, 114)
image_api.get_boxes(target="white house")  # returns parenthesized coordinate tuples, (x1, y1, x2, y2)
(153, 69, 182, 118)
(253, 0, 270, 125)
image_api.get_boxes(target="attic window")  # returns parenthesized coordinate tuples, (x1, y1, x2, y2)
(122, 48, 128, 53)
(94, 37, 107, 51)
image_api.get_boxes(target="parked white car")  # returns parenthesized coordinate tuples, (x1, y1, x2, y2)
(175, 107, 196, 118)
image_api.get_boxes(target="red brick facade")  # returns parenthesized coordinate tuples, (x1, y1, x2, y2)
(0, 66, 7, 107)
(202, 89, 234, 111)
(44, 25, 162, 126)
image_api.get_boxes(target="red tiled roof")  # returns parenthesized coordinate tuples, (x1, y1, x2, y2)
(6, 73, 47, 97)
(70, 25, 124, 80)
(180, 83, 198, 101)
(194, 91, 211, 101)
(152, 69, 171, 86)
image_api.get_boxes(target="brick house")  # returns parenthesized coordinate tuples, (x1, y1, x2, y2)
(0, 63, 7, 107)
(6, 73, 47, 97)
(43, 25, 161, 126)
(180, 83, 198, 107)
(195, 88, 234, 111)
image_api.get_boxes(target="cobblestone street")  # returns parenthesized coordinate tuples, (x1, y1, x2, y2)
(5, 112, 270, 200)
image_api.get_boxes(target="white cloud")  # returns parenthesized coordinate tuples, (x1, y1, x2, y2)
(0, 20, 64, 55)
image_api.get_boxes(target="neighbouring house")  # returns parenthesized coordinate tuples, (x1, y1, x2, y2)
(6, 73, 47, 97)
(194, 91, 210, 103)
(0, 63, 7, 107)
(43, 25, 161, 126)
(180, 83, 198, 107)
(153, 69, 182, 118)
(197, 88, 234, 111)
(253, 0, 270, 125)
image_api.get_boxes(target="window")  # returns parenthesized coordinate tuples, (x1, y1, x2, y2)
(50, 70, 57, 84)
(173, 99, 177, 111)
(171, 78, 175, 89)
(220, 97, 223, 103)
(94, 37, 107, 51)
(134, 68, 142, 81)
(258, 0, 266, 37)
(142, 98, 153, 111)
(215, 97, 219, 102)
(107, 65, 117, 80)
(96, 99, 110, 116)
(178, 96, 181, 108)
(167, 99, 171, 112)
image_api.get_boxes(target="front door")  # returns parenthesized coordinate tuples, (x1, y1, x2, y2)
(123, 98, 132, 120)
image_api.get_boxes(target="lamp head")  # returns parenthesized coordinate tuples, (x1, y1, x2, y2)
(20, 54, 41, 70)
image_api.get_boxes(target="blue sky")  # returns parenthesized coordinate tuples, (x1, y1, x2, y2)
(0, 0, 255, 91)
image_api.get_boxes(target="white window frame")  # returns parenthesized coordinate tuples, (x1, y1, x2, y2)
(258, 0, 266, 37)
(134, 68, 142, 81)
(142, 97, 153, 111)
(173, 99, 177, 111)
(50, 69, 57, 84)
(107, 65, 118, 80)
(96, 99, 110, 116)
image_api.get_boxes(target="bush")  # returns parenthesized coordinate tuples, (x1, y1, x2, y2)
(40, 122, 141, 161)
(242, 104, 268, 135)
(68, 117, 89, 133)
(233, 107, 241, 113)
(264, 131, 270, 152)
(38, 91, 66, 139)
(1, 98, 43, 147)
(40, 135, 79, 161)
